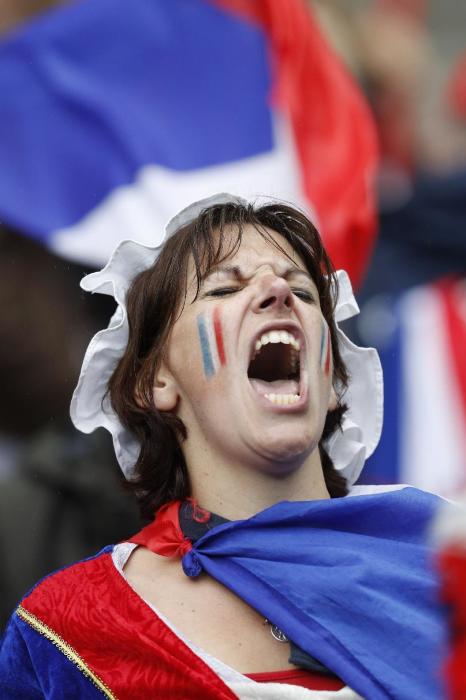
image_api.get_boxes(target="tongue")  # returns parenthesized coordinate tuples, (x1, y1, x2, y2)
(249, 378, 299, 396)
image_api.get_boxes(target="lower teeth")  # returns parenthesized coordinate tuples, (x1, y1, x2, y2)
(264, 393, 299, 405)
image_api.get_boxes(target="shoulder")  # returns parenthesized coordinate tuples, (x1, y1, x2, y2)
(20, 545, 115, 616)
(20, 545, 113, 605)
(12, 543, 183, 660)
(0, 548, 117, 699)
(8, 546, 118, 657)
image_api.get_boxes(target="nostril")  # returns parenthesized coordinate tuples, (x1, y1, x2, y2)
(258, 292, 293, 310)
(260, 296, 276, 310)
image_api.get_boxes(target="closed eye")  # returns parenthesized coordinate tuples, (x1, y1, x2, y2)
(204, 287, 241, 298)
(291, 288, 315, 303)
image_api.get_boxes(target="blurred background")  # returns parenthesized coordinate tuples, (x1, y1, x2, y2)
(0, 0, 465, 627)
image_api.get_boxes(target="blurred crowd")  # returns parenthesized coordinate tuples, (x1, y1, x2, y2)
(0, 0, 465, 627)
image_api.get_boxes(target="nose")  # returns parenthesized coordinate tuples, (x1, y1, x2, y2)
(252, 274, 294, 314)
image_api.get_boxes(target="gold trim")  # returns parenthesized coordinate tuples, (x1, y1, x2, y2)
(16, 606, 117, 699)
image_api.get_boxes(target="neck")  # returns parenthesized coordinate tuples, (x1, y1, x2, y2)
(186, 446, 330, 521)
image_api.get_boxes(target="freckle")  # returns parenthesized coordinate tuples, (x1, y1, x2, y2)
(191, 609, 196, 613)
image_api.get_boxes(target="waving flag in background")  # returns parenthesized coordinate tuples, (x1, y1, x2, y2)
(360, 277, 466, 498)
(0, 0, 377, 285)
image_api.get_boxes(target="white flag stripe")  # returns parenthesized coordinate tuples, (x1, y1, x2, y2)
(50, 116, 312, 268)
(206, 312, 220, 374)
(400, 285, 466, 496)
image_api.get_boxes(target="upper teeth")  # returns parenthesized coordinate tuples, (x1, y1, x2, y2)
(255, 330, 300, 353)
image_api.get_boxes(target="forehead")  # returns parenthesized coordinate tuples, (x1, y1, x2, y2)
(226, 223, 304, 266)
(192, 223, 307, 279)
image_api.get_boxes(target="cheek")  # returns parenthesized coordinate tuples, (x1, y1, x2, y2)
(196, 306, 227, 378)
(319, 320, 332, 377)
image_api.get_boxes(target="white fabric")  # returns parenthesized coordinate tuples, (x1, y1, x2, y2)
(50, 115, 311, 268)
(348, 483, 406, 497)
(70, 193, 383, 484)
(111, 542, 362, 699)
(231, 685, 362, 699)
(399, 285, 466, 497)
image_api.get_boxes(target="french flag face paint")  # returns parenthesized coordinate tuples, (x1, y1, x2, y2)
(197, 307, 226, 378)
(320, 320, 331, 376)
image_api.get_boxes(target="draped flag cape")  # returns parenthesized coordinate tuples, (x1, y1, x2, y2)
(0, 487, 448, 698)
(131, 487, 448, 699)
(0, 0, 377, 285)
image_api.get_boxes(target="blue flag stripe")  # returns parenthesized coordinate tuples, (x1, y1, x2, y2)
(0, 0, 273, 237)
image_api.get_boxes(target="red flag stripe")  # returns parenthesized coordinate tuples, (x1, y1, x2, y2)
(210, 0, 378, 288)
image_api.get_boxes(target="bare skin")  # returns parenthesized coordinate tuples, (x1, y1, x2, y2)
(125, 548, 297, 673)
(124, 225, 335, 673)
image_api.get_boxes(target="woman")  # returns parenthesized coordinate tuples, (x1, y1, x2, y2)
(0, 194, 447, 699)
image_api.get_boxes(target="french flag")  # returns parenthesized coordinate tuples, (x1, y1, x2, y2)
(361, 277, 466, 498)
(0, 0, 377, 286)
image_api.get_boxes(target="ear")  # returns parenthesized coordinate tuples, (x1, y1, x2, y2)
(328, 384, 338, 412)
(153, 361, 179, 412)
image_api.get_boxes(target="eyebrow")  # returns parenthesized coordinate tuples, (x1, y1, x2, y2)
(203, 265, 314, 283)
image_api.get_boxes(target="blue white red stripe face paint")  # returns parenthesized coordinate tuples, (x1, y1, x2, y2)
(197, 307, 226, 378)
(320, 320, 331, 376)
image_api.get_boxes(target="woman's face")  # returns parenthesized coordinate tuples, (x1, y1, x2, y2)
(154, 224, 336, 474)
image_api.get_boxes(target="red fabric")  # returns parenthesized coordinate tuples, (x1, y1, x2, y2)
(247, 667, 345, 690)
(438, 279, 466, 451)
(128, 500, 193, 557)
(21, 552, 236, 700)
(448, 53, 466, 122)
(210, 0, 379, 288)
(438, 545, 466, 699)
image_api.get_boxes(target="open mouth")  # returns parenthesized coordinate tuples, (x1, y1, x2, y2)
(248, 329, 302, 406)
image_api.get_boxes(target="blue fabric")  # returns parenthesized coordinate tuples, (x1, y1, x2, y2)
(182, 487, 448, 699)
(0, 546, 114, 698)
(0, 0, 272, 237)
(0, 615, 103, 699)
(360, 308, 403, 486)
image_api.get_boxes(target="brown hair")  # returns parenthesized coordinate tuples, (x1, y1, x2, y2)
(109, 202, 349, 521)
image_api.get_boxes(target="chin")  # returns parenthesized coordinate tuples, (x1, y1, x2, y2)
(256, 431, 317, 467)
